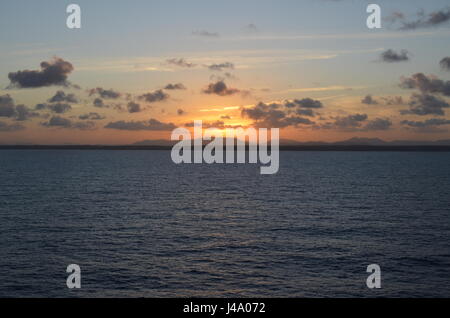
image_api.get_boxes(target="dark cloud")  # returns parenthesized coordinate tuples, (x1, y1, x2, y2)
(35, 103, 47, 111)
(400, 73, 450, 96)
(210, 72, 238, 82)
(93, 98, 108, 108)
(72, 121, 96, 130)
(380, 49, 410, 63)
(8, 57, 74, 88)
(192, 30, 219, 37)
(41, 116, 72, 128)
(184, 120, 244, 129)
(361, 95, 378, 105)
(401, 118, 450, 133)
(393, 7, 450, 30)
(89, 87, 121, 99)
(241, 101, 315, 128)
(105, 118, 176, 131)
(47, 103, 72, 114)
(400, 93, 450, 116)
(0, 94, 15, 108)
(384, 11, 405, 24)
(0, 105, 16, 118)
(220, 115, 231, 119)
(440, 57, 450, 71)
(207, 62, 234, 71)
(177, 109, 185, 116)
(244, 23, 258, 32)
(0, 94, 39, 121)
(296, 108, 315, 117)
(78, 112, 105, 120)
(139, 90, 169, 103)
(364, 118, 393, 131)
(41, 116, 95, 130)
(127, 101, 142, 113)
(164, 83, 186, 90)
(0, 121, 25, 132)
(166, 58, 196, 68)
(381, 96, 405, 105)
(48, 90, 78, 103)
(318, 114, 391, 131)
(15, 105, 40, 121)
(402, 118, 450, 128)
(333, 114, 368, 130)
(203, 81, 240, 96)
(285, 98, 323, 109)
(34, 102, 72, 114)
(0, 94, 16, 118)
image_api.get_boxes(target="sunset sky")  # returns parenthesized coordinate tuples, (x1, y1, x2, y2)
(1, 0, 450, 144)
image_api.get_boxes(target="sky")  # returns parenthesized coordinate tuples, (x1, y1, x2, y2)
(1, 0, 450, 145)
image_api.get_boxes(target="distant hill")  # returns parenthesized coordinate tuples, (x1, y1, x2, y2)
(133, 139, 176, 146)
(132, 137, 450, 147)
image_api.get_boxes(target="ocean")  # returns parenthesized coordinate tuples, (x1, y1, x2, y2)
(0, 150, 449, 297)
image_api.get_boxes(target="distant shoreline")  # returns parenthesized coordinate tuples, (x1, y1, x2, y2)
(1, 145, 450, 151)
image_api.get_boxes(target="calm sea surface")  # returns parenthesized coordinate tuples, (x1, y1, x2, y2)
(0, 150, 449, 297)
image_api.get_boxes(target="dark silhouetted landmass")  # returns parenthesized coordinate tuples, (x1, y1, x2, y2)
(1, 137, 450, 151)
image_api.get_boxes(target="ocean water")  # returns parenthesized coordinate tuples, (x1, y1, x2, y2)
(0, 150, 449, 298)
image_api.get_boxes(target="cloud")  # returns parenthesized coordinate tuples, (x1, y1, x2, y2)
(400, 93, 450, 116)
(401, 118, 450, 133)
(384, 11, 405, 24)
(184, 120, 244, 129)
(48, 90, 78, 103)
(400, 73, 450, 96)
(361, 95, 378, 105)
(89, 87, 121, 99)
(380, 49, 410, 63)
(0, 94, 16, 117)
(177, 109, 185, 116)
(164, 83, 186, 90)
(127, 101, 142, 113)
(93, 98, 108, 108)
(207, 62, 234, 71)
(105, 118, 176, 131)
(333, 113, 368, 130)
(318, 114, 391, 131)
(41, 116, 96, 130)
(244, 23, 258, 32)
(203, 81, 240, 96)
(296, 108, 315, 117)
(47, 103, 72, 114)
(78, 112, 105, 120)
(0, 106, 16, 118)
(285, 98, 323, 109)
(8, 57, 74, 88)
(138, 90, 169, 103)
(241, 101, 315, 128)
(402, 118, 450, 128)
(392, 7, 450, 30)
(210, 72, 238, 82)
(0, 121, 25, 132)
(15, 105, 40, 121)
(440, 57, 450, 71)
(364, 118, 393, 131)
(192, 30, 219, 37)
(166, 58, 196, 68)
(381, 96, 405, 105)
(0, 94, 40, 121)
